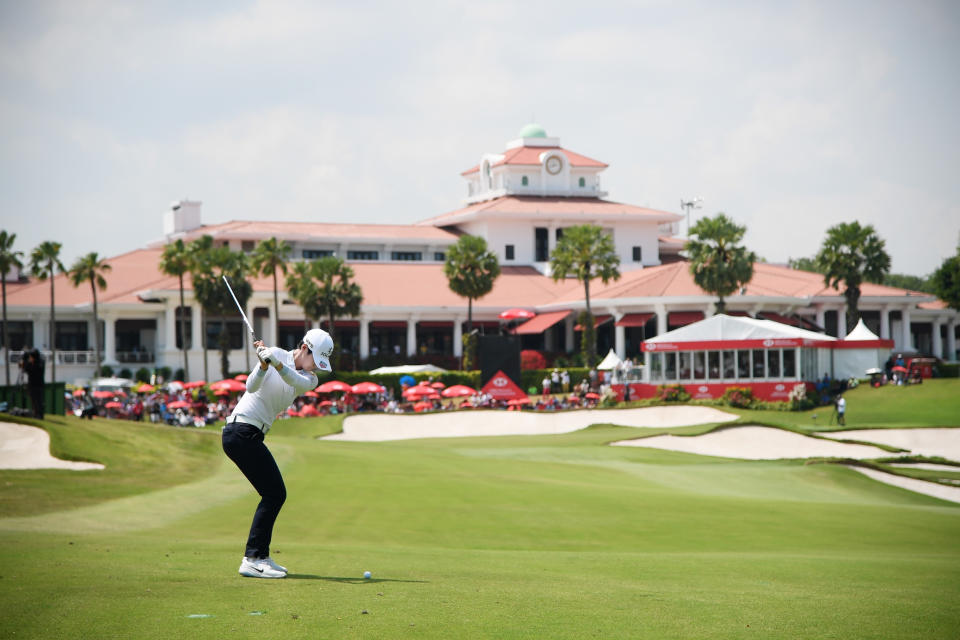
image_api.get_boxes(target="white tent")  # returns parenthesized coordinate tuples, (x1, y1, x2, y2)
(597, 348, 622, 370)
(835, 319, 892, 380)
(645, 314, 835, 345)
(369, 364, 448, 375)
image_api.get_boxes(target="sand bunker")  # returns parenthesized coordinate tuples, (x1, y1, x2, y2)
(822, 428, 960, 461)
(851, 467, 960, 504)
(325, 406, 738, 442)
(0, 422, 104, 470)
(611, 426, 892, 460)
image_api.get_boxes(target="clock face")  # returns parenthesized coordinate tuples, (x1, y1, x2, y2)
(545, 156, 562, 175)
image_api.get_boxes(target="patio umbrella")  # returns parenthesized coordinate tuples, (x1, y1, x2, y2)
(210, 379, 246, 393)
(167, 400, 191, 409)
(183, 380, 207, 389)
(104, 401, 123, 409)
(892, 365, 908, 373)
(430, 381, 446, 389)
(234, 373, 248, 381)
(584, 392, 600, 400)
(303, 390, 319, 398)
(441, 384, 476, 398)
(135, 383, 155, 393)
(413, 401, 433, 412)
(498, 308, 536, 321)
(317, 380, 353, 393)
(351, 381, 385, 394)
(92, 391, 114, 399)
(404, 385, 437, 400)
(299, 404, 320, 417)
(72, 388, 86, 397)
(213, 389, 230, 396)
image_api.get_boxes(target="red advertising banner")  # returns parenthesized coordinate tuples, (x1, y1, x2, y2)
(481, 369, 528, 401)
(615, 381, 815, 402)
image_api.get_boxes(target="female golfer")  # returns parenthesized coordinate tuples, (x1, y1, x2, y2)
(222, 328, 334, 579)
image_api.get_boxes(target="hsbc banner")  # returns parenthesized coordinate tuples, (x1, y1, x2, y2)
(616, 381, 814, 402)
(480, 369, 529, 401)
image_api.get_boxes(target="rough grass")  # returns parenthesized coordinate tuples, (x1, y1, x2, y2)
(1, 382, 959, 639)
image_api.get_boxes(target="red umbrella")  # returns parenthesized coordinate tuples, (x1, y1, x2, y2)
(183, 380, 207, 389)
(210, 379, 246, 393)
(441, 384, 476, 398)
(318, 400, 333, 407)
(499, 308, 536, 321)
(72, 388, 86, 397)
(317, 380, 353, 393)
(92, 390, 114, 399)
(234, 373, 248, 381)
(404, 385, 437, 400)
(299, 404, 320, 417)
(413, 401, 433, 412)
(104, 401, 123, 409)
(585, 392, 601, 400)
(167, 400, 191, 409)
(213, 389, 230, 396)
(303, 390, 319, 398)
(351, 381, 385, 394)
(287, 407, 299, 417)
(507, 397, 530, 406)
(430, 381, 446, 389)
(892, 365, 908, 373)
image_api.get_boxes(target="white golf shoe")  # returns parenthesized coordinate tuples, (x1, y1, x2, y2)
(261, 556, 287, 574)
(239, 557, 286, 579)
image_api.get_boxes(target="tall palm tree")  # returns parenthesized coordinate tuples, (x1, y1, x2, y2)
(549, 224, 620, 368)
(444, 235, 500, 369)
(815, 221, 891, 329)
(686, 213, 757, 315)
(191, 245, 252, 379)
(68, 253, 111, 378)
(313, 256, 363, 368)
(250, 237, 291, 344)
(188, 235, 216, 381)
(30, 241, 66, 382)
(285, 260, 320, 335)
(159, 239, 192, 381)
(0, 231, 24, 385)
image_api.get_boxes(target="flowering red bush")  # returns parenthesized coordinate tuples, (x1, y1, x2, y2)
(521, 350, 547, 370)
(722, 386, 754, 408)
(656, 384, 690, 402)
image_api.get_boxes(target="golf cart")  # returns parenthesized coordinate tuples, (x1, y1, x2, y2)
(906, 357, 937, 385)
(865, 367, 884, 388)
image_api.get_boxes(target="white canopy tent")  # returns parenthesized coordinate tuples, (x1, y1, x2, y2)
(835, 319, 893, 380)
(597, 348, 623, 370)
(369, 364, 448, 375)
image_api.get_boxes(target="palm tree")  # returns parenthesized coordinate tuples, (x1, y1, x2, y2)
(315, 257, 363, 368)
(815, 221, 891, 329)
(29, 241, 65, 382)
(191, 245, 252, 379)
(0, 231, 24, 385)
(686, 213, 757, 315)
(68, 253, 111, 378)
(549, 225, 620, 368)
(444, 235, 500, 369)
(159, 239, 192, 381)
(250, 237, 291, 345)
(188, 235, 216, 381)
(285, 260, 321, 335)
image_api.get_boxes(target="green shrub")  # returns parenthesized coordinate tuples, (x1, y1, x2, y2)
(118, 368, 133, 379)
(134, 367, 151, 383)
(722, 386, 754, 408)
(656, 384, 690, 402)
(936, 362, 959, 378)
(100, 364, 114, 377)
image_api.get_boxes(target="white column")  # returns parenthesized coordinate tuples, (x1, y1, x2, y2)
(655, 304, 667, 336)
(453, 316, 463, 358)
(815, 305, 825, 332)
(103, 316, 117, 364)
(191, 304, 204, 353)
(947, 320, 957, 362)
(901, 307, 913, 351)
(932, 318, 943, 359)
(880, 305, 890, 340)
(613, 311, 625, 360)
(164, 304, 176, 351)
(837, 306, 847, 338)
(406, 317, 418, 358)
(359, 316, 370, 359)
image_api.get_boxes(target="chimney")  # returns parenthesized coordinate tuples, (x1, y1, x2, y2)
(163, 200, 203, 237)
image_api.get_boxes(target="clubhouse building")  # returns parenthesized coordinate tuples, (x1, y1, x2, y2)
(3, 125, 958, 384)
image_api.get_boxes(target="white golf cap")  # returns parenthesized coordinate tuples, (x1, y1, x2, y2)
(303, 328, 334, 372)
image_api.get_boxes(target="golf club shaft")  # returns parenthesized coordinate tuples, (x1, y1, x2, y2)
(222, 276, 255, 338)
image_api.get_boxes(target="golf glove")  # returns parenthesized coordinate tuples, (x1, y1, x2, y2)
(256, 345, 274, 366)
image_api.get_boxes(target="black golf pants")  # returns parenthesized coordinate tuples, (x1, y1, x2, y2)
(222, 422, 286, 559)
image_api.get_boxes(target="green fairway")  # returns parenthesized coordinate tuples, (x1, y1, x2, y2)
(1, 382, 959, 639)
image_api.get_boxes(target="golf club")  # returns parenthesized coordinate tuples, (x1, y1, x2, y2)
(222, 275, 255, 339)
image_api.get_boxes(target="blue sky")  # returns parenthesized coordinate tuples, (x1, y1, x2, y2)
(1, 0, 958, 276)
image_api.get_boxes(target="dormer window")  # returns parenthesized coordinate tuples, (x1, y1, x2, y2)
(578, 177, 586, 188)
(521, 176, 528, 186)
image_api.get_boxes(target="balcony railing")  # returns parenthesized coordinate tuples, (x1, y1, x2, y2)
(116, 350, 155, 364)
(2, 350, 95, 365)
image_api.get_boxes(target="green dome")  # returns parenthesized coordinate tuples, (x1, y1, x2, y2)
(518, 123, 547, 138)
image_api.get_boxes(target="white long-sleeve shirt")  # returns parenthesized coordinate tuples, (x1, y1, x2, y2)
(229, 347, 318, 433)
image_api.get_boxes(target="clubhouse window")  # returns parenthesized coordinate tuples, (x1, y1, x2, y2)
(391, 251, 422, 261)
(347, 250, 379, 260)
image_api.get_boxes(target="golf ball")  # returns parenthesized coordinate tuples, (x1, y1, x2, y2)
(363, 571, 372, 579)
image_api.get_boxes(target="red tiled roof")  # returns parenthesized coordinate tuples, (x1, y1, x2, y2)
(461, 146, 607, 175)
(172, 220, 459, 243)
(418, 196, 681, 226)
